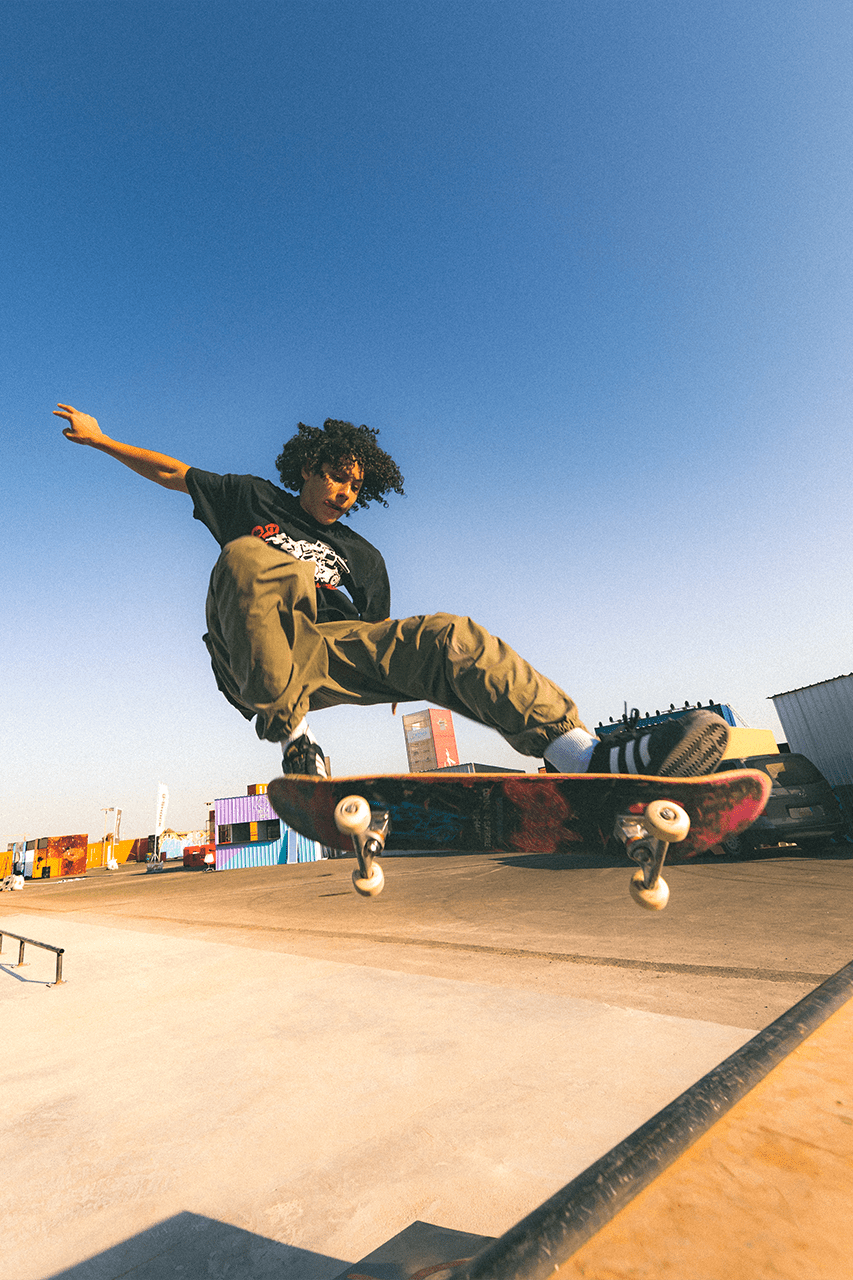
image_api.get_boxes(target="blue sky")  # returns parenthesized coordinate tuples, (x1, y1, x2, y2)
(3, 1, 851, 846)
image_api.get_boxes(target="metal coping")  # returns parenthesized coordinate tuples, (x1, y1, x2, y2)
(448, 959, 853, 1280)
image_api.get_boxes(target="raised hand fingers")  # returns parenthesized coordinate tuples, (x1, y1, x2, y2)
(54, 403, 102, 442)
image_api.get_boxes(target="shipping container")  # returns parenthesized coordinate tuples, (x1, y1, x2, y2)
(183, 843, 217, 870)
(213, 792, 328, 869)
(770, 675, 853, 832)
(215, 834, 288, 871)
(22, 841, 36, 878)
(216, 792, 280, 826)
(158, 835, 191, 860)
(6, 841, 26, 877)
(86, 837, 141, 868)
(30, 834, 87, 880)
(113, 838, 138, 863)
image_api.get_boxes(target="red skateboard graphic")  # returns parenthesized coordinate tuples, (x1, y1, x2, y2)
(267, 769, 771, 911)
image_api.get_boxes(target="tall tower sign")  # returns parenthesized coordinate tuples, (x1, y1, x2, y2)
(402, 709, 460, 772)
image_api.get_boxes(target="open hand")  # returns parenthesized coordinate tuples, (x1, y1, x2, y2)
(54, 403, 105, 445)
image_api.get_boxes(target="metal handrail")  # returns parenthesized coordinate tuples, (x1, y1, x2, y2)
(0, 930, 65, 986)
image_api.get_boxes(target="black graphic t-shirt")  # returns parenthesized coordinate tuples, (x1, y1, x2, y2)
(185, 469, 391, 623)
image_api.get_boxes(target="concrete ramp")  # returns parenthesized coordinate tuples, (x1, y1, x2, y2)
(447, 960, 853, 1280)
(335, 963, 853, 1279)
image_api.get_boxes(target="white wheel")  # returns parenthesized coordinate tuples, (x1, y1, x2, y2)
(643, 799, 690, 843)
(334, 795, 372, 837)
(352, 863, 385, 897)
(629, 868, 670, 911)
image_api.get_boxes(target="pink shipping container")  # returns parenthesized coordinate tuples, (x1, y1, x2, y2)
(217, 793, 278, 825)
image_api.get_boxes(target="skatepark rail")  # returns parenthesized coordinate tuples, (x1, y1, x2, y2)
(0, 929, 65, 985)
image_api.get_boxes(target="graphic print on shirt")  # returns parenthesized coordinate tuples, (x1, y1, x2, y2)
(253, 526, 350, 588)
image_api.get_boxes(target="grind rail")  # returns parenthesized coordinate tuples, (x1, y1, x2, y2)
(447, 958, 853, 1280)
(0, 930, 65, 985)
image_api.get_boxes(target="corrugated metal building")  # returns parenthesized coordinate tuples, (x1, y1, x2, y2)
(214, 789, 328, 870)
(770, 675, 853, 829)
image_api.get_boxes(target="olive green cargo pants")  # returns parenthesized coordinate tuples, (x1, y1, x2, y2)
(203, 536, 585, 756)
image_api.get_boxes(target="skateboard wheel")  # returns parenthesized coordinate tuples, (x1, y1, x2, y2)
(352, 863, 385, 897)
(643, 800, 689, 844)
(334, 795, 372, 837)
(629, 868, 670, 911)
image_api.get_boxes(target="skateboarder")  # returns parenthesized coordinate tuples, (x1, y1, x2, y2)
(55, 404, 730, 779)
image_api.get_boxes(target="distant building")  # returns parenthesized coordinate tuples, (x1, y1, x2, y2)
(214, 788, 329, 869)
(402, 709, 460, 772)
(771, 674, 853, 828)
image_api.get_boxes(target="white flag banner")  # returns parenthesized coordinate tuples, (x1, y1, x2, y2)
(113, 808, 122, 844)
(154, 784, 169, 837)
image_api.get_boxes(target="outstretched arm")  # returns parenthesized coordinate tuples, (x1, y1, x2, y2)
(54, 404, 191, 492)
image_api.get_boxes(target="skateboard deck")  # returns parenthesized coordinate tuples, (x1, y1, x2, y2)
(267, 770, 771, 909)
(267, 769, 770, 858)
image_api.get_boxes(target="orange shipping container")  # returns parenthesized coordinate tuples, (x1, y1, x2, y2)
(33, 834, 87, 880)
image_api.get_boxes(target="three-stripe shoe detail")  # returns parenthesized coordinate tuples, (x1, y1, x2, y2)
(282, 734, 328, 777)
(607, 733, 654, 774)
(587, 709, 730, 778)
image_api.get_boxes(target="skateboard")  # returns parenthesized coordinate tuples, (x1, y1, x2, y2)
(267, 769, 771, 911)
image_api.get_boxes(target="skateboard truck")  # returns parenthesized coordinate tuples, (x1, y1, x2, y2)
(334, 796, 390, 897)
(614, 798, 690, 911)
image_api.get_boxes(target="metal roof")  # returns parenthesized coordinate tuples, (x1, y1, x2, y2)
(770, 674, 853, 699)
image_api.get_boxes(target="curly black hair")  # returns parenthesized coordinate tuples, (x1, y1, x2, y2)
(275, 418, 405, 511)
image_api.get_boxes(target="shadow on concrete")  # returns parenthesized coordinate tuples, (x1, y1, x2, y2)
(722, 841, 853, 862)
(328, 1220, 494, 1280)
(495, 850, 623, 872)
(43, 1212, 349, 1280)
(0, 962, 56, 986)
(496, 838, 853, 872)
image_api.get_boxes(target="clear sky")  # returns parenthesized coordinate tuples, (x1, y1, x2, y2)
(3, 1, 851, 846)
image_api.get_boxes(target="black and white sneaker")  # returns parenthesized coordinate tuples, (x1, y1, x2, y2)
(282, 734, 328, 778)
(586, 709, 730, 777)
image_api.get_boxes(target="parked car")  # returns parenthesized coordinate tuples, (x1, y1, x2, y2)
(715, 753, 845, 854)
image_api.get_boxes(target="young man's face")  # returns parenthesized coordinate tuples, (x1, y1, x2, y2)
(299, 458, 364, 525)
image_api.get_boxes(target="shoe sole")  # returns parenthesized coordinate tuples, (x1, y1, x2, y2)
(657, 712, 731, 777)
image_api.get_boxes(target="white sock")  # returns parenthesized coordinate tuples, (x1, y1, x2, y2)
(543, 728, 599, 773)
(280, 717, 315, 749)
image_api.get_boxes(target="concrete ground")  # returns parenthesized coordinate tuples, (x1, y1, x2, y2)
(2, 842, 851, 1279)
